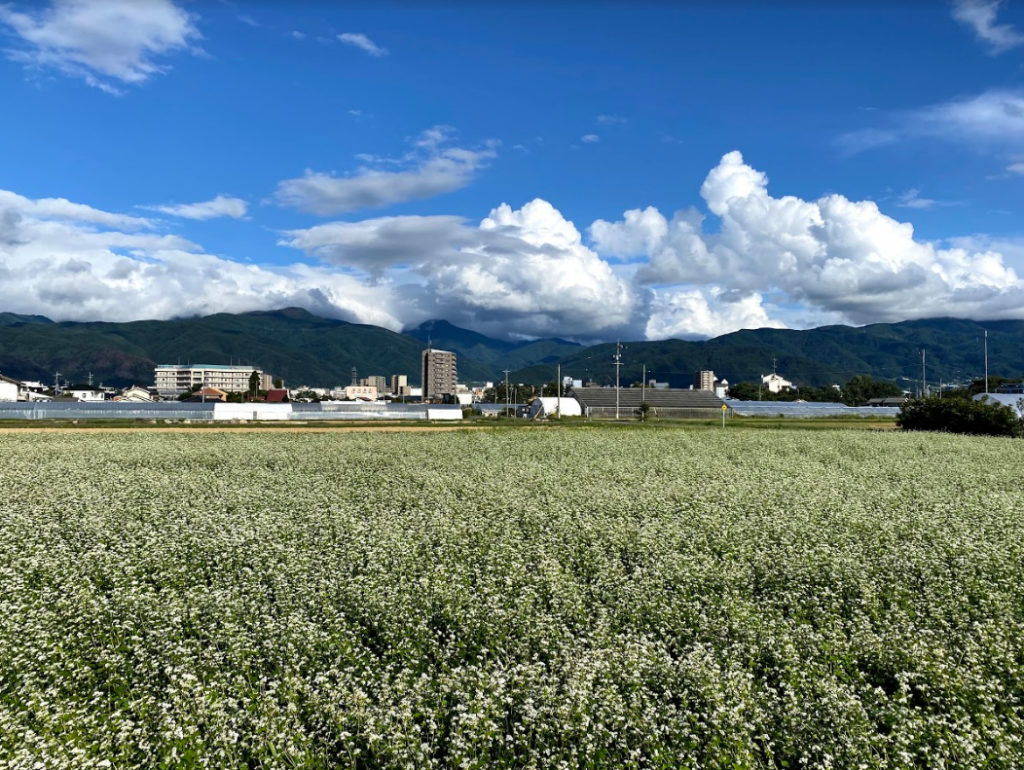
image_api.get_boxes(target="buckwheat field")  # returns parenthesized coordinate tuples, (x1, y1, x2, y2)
(1, 427, 1023, 769)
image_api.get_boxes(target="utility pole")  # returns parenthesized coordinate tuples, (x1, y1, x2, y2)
(556, 363, 561, 418)
(503, 369, 511, 416)
(613, 341, 623, 420)
(53, 371, 61, 395)
(921, 348, 927, 398)
(641, 364, 646, 405)
(984, 329, 989, 394)
(351, 366, 357, 387)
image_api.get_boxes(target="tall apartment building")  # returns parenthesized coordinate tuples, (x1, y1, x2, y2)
(693, 370, 716, 391)
(390, 374, 411, 397)
(154, 364, 272, 398)
(421, 348, 457, 402)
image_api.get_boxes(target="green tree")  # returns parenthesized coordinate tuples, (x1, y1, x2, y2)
(898, 395, 1022, 437)
(841, 375, 902, 406)
(248, 371, 260, 400)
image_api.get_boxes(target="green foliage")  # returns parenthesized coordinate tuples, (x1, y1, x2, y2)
(728, 375, 902, 405)
(1, 430, 1024, 766)
(898, 394, 1023, 437)
(838, 374, 902, 405)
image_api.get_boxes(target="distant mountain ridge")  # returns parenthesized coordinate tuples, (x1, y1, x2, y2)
(511, 317, 1024, 388)
(406, 319, 582, 372)
(0, 309, 1020, 389)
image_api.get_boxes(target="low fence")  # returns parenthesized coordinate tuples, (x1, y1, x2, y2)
(0, 401, 463, 422)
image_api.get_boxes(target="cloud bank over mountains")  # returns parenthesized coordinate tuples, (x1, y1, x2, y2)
(1, 151, 1023, 341)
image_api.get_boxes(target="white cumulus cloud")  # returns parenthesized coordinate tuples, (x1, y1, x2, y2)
(338, 32, 387, 57)
(592, 150, 1024, 326)
(645, 288, 784, 340)
(283, 199, 639, 338)
(6, 151, 1024, 343)
(147, 195, 248, 220)
(0, 0, 200, 94)
(274, 126, 496, 215)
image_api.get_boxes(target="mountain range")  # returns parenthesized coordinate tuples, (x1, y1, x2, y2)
(0, 308, 1019, 389)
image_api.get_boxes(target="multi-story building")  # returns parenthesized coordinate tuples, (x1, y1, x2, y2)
(694, 370, 716, 391)
(421, 348, 457, 402)
(360, 375, 388, 394)
(154, 364, 272, 398)
(342, 385, 378, 401)
(390, 374, 411, 397)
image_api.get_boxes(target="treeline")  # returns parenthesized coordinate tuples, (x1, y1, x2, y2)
(899, 393, 1023, 438)
(728, 375, 902, 405)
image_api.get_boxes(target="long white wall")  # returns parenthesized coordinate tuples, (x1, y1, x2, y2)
(213, 403, 292, 421)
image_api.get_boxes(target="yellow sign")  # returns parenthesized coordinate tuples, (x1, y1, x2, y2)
(721, 404, 727, 410)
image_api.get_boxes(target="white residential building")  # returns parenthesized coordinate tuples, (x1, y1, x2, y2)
(0, 374, 19, 402)
(118, 385, 154, 402)
(761, 372, 795, 393)
(155, 364, 272, 398)
(69, 387, 105, 402)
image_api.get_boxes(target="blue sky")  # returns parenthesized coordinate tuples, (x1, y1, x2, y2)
(0, 1, 1022, 340)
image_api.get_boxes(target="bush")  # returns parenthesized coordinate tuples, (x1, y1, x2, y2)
(897, 395, 1023, 437)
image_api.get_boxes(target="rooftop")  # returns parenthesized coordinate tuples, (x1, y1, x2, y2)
(156, 364, 260, 371)
(570, 387, 724, 409)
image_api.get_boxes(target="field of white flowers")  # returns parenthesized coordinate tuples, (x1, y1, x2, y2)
(1, 427, 1023, 769)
